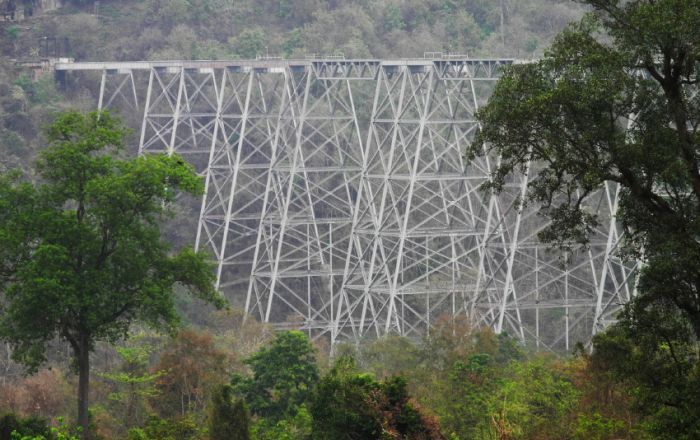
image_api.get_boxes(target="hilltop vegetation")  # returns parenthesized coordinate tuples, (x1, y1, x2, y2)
(3, 0, 583, 60)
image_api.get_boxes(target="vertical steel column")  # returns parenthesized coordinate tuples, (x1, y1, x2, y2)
(385, 67, 434, 332)
(264, 70, 312, 321)
(333, 71, 384, 344)
(357, 65, 408, 336)
(137, 68, 154, 156)
(168, 67, 186, 157)
(209, 71, 254, 286)
(593, 182, 621, 334)
(195, 68, 228, 252)
(495, 159, 530, 339)
(97, 69, 106, 111)
(245, 67, 294, 319)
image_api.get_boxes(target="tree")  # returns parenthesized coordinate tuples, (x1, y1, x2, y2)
(472, 0, 700, 436)
(232, 331, 318, 422)
(590, 306, 700, 439)
(99, 344, 163, 434)
(309, 357, 445, 440)
(472, 0, 700, 336)
(357, 334, 420, 379)
(228, 28, 267, 59)
(0, 111, 224, 438)
(0, 414, 51, 440)
(309, 358, 382, 440)
(0, 414, 78, 440)
(251, 405, 311, 440)
(383, 3, 405, 32)
(152, 329, 229, 418)
(491, 356, 579, 439)
(126, 415, 204, 440)
(208, 385, 250, 440)
(428, 354, 496, 439)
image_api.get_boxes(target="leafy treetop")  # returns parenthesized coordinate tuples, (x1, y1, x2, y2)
(0, 110, 224, 437)
(472, 0, 700, 336)
(232, 330, 318, 422)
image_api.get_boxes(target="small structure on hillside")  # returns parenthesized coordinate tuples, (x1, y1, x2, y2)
(1, 0, 63, 22)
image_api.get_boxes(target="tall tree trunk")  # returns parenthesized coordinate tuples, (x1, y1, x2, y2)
(77, 335, 91, 440)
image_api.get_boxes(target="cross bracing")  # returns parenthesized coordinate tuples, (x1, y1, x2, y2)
(56, 58, 640, 350)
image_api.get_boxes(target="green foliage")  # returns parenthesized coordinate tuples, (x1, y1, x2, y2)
(473, 1, 700, 437)
(496, 332, 525, 365)
(0, 109, 222, 369)
(229, 28, 267, 59)
(573, 413, 626, 440)
(126, 415, 204, 440)
(13, 75, 59, 106)
(1, 414, 51, 440)
(0, 129, 25, 157)
(276, 0, 294, 19)
(5, 26, 20, 41)
(308, 358, 384, 440)
(524, 37, 538, 53)
(0, 110, 223, 436)
(252, 405, 311, 440)
(98, 344, 163, 432)
(232, 331, 318, 421)
(383, 3, 405, 31)
(282, 29, 303, 57)
(309, 356, 443, 440)
(591, 306, 700, 439)
(208, 385, 250, 440)
(101, 346, 162, 397)
(429, 354, 497, 439)
(2, 416, 78, 440)
(419, 317, 523, 374)
(492, 357, 580, 439)
(381, 376, 429, 437)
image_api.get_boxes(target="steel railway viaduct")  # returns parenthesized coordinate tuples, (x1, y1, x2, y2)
(51, 57, 639, 351)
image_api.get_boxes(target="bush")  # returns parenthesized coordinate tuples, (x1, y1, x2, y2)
(0, 414, 51, 440)
(127, 415, 204, 440)
(232, 331, 318, 421)
(12, 76, 59, 106)
(208, 385, 250, 440)
(0, 129, 24, 156)
(309, 358, 444, 440)
(2, 113, 34, 138)
(5, 27, 20, 41)
(228, 28, 266, 59)
(574, 413, 626, 440)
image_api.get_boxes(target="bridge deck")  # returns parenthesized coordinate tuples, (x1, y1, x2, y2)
(53, 58, 527, 71)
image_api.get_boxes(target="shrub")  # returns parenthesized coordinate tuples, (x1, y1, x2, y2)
(208, 385, 250, 440)
(0, 414, 51, 440)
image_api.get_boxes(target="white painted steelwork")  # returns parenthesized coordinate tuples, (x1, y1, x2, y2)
(58, 58, 638, 350)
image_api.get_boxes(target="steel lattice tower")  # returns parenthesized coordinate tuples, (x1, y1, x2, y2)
(55, 58, 639, 350)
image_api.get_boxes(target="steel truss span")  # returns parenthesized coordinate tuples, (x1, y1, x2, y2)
(57, 58, 639, 351)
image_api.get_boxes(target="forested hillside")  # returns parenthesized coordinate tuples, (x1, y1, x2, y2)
(3, 0, 583, 60)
